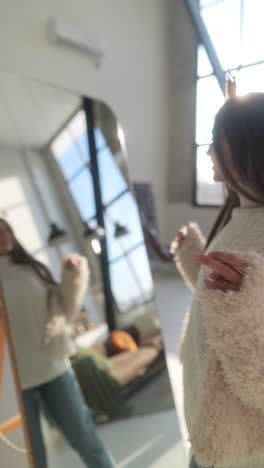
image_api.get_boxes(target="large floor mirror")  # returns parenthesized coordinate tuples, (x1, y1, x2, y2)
(0, 72, 176, 468)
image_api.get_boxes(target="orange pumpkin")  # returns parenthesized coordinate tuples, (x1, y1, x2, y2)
(109, 330, 138, 354)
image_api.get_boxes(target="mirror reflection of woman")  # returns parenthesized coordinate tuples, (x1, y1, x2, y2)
(171, 77, 264, 468)
(0, 219, 115, 468)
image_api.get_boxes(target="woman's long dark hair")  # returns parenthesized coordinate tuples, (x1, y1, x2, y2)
(206, 93, 264, 248)
(0, 218, 57, 286)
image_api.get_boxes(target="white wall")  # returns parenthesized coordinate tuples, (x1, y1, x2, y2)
(166, 202, 219, 244)
(0, 0, 170, 240)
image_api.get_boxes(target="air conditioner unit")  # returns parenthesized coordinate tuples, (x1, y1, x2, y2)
(50, 18, 106, 68)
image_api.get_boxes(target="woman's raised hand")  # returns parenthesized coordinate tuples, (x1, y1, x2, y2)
(64, 255, 81, 270)
(170, 223, 195, 254)
(225, 71, 237, 100)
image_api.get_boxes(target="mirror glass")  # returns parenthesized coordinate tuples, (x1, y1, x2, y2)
(0, 72, 177, 468)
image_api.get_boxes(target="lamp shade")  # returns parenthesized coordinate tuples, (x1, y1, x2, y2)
(83, 221, 105, 239)
(114, 221, 129, 239)
(48, 222, 68, 244)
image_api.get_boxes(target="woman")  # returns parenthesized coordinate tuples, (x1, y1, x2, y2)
(0, 219, 115, 468)
(171, 80, 264, 467)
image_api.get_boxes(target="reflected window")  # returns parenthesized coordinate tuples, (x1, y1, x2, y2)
(97, 147, 127, 205)
(94, 115, 154, 313)
(104, 214, 123, 261)
(110, 245, 153, 313)
(95, 128, 107, 150)
(103, 188, 153, 313)
(51, 103, 154, 315)
(110, 259, 143, 313)
(128, 245, 153, 300)
(69, 171, 96, 220)
(52, 130, 84, 180)
(51, 109, 96, 223)
(67, 110, 90, 163)
(195, 0, 264, 205)
(104, 192, 143, 262)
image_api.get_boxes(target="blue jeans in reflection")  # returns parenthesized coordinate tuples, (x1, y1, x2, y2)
(22, 369, 115, 468)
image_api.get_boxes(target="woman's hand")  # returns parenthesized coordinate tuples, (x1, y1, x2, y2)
(225, 71, 236, 100)
(170, 223, 194, 254)
(64, 255, 81, 270)
(194, 251, 248, 291)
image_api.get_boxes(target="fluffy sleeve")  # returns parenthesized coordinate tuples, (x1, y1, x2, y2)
(59, 254, 90, 323)
(172, 223, 205, 289)
(198, 250, 264, 410)
(44, 254, 89, 349)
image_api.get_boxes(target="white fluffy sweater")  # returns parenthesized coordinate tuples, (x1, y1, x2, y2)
(0, 254, 89, 390)
(174, 201, 264, 468)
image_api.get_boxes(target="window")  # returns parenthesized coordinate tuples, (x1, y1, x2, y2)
(195, 0, 264, 205)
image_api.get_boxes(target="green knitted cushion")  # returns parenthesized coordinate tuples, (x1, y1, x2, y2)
(71, 348, 131, 420)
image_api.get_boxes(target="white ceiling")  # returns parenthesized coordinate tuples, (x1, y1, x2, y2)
(0, 72, 80, 148)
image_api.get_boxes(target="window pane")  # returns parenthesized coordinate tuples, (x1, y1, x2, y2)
(104, 214, 123, 260)
(105, 192, 144, 261)
(241, 0, 264, 65)
(201, 0, 241, 70)
(76, 133, 90, 163)
(197, 45, 213, 77)
(236, 63, 264, 95)
(127, 245, 153, 301)
(98, 147, 127, 205)
(95, 128, 107, 150)
(196, 76, 224, 145)
(67, 110, 90, 163)
(52, 130, 83, 180)
(109, 258, 143, 313)
(196, 145, 224, 205)
(69, 170, 96, 220)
